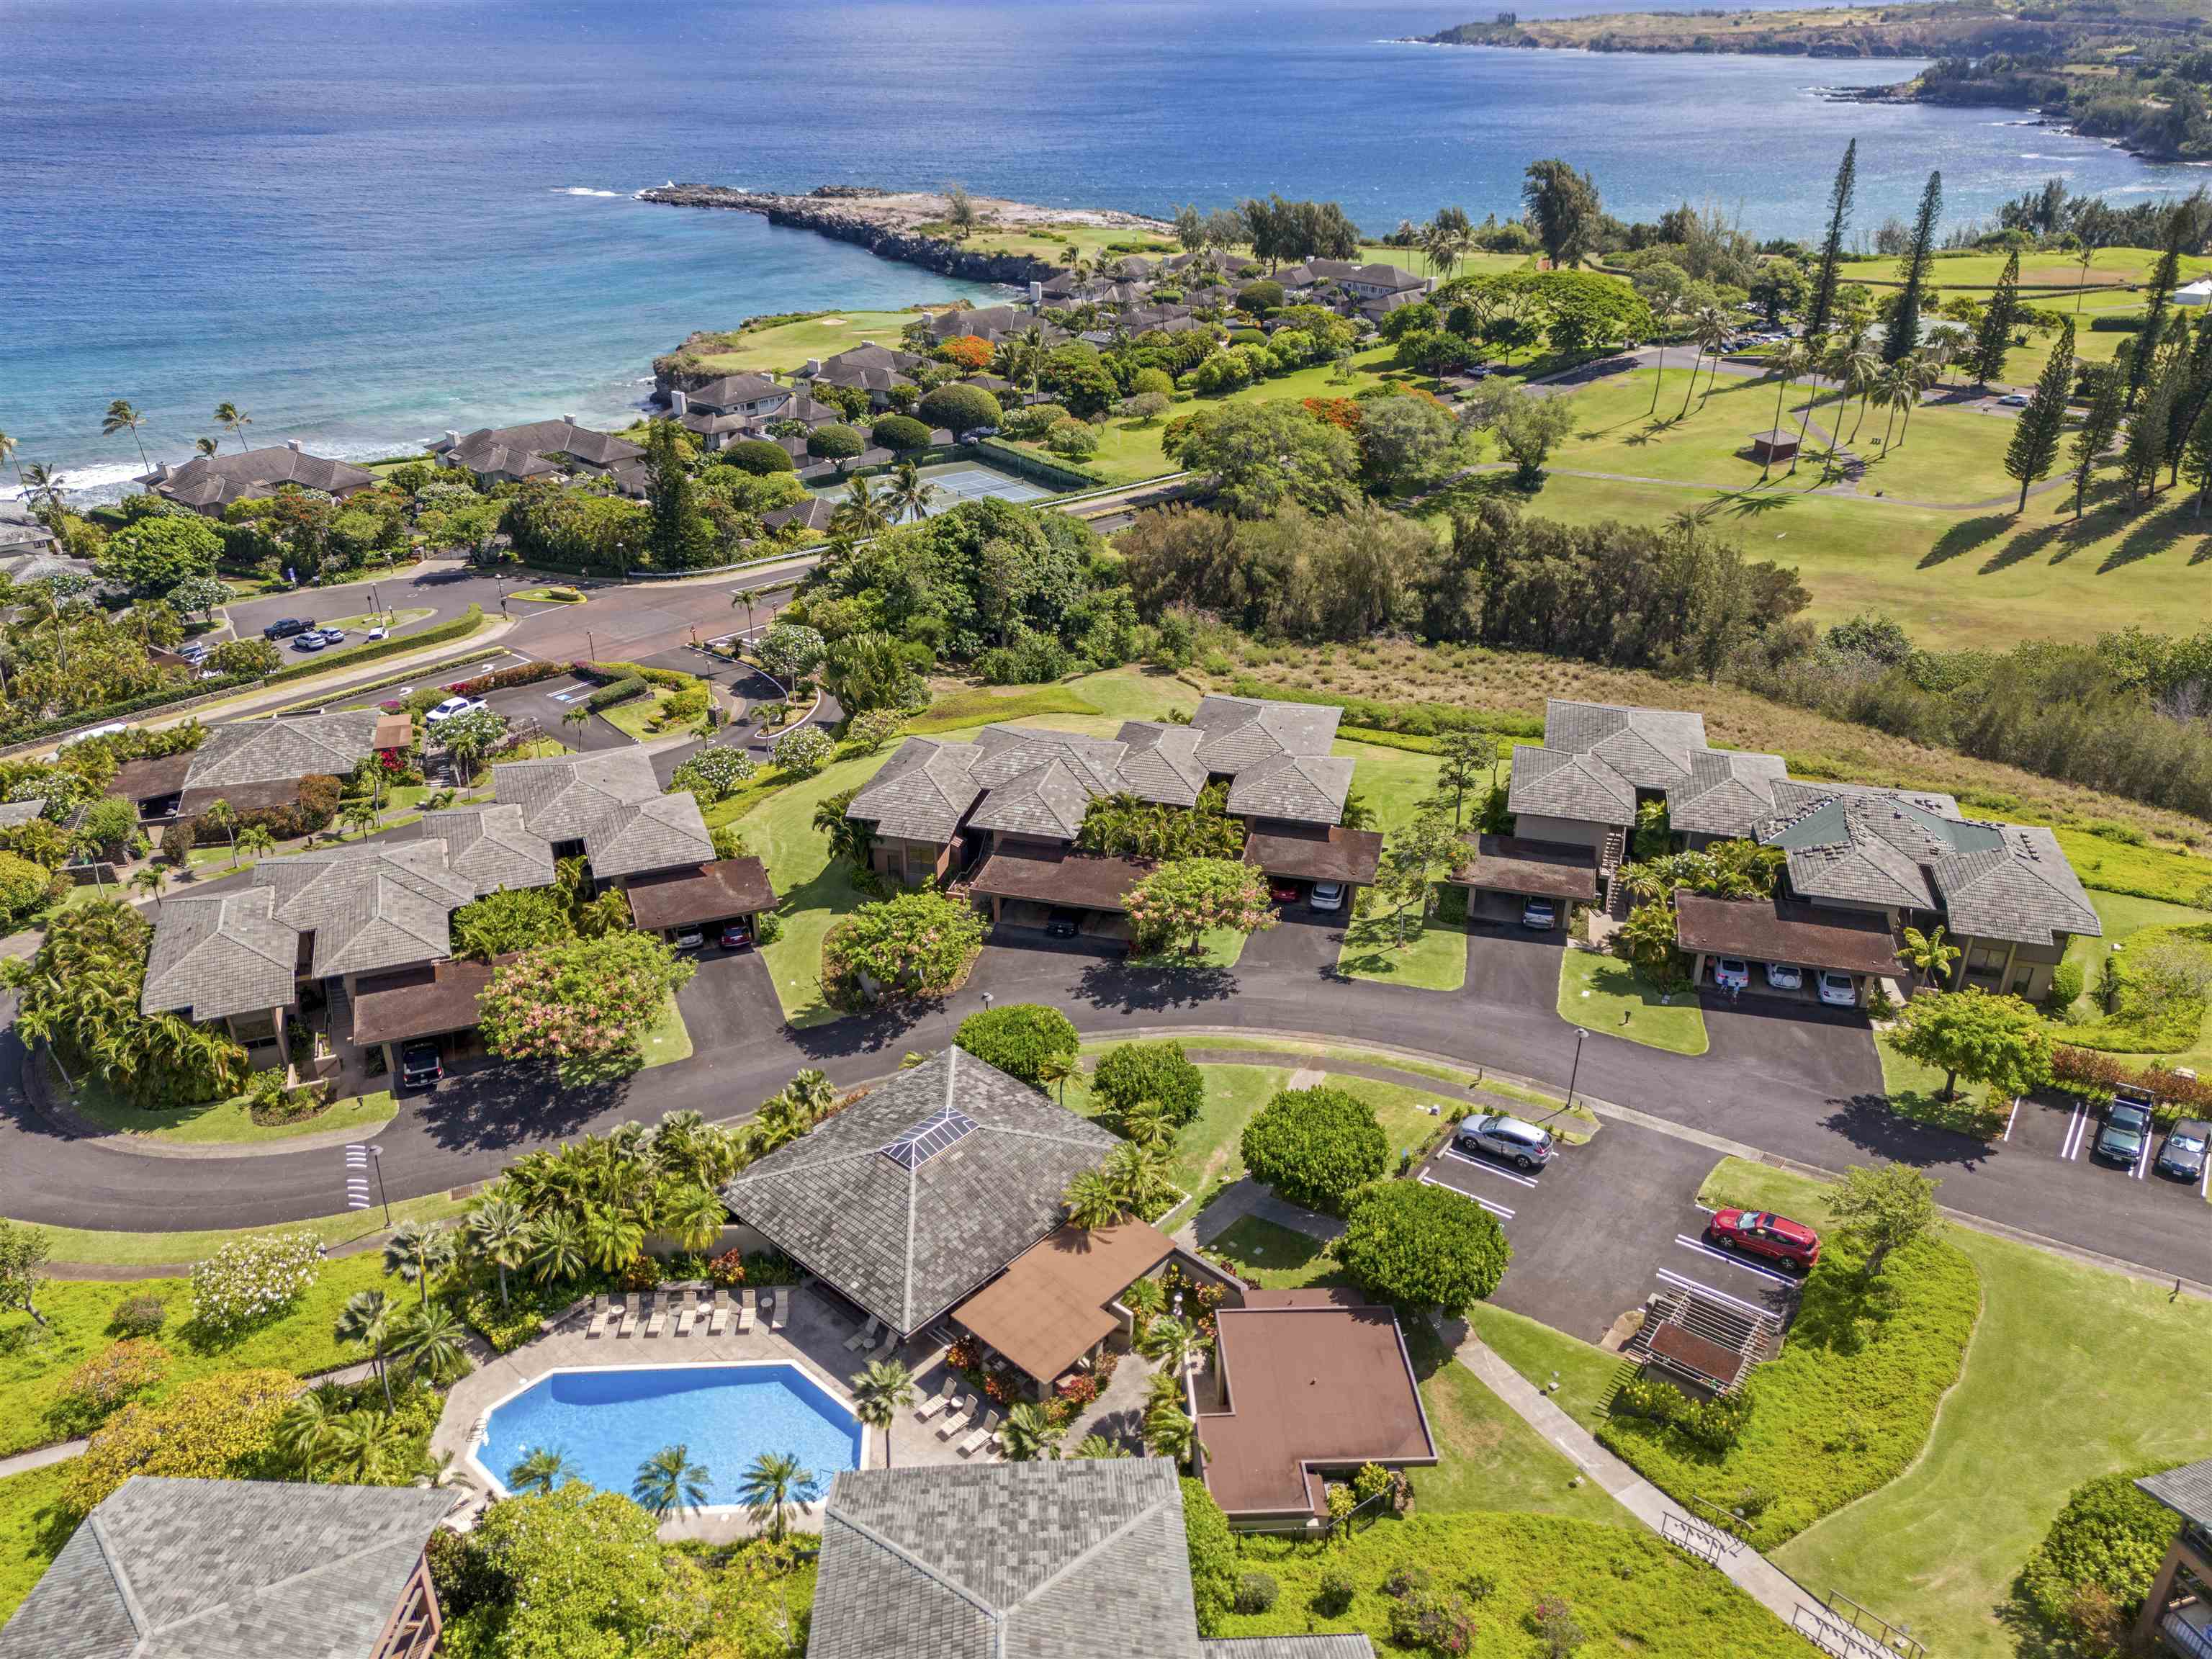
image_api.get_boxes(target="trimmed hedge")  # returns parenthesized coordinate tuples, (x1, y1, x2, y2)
(1091, 1040, 1206, 1127)
(954, 1004, 1079, 1089)
(260, 605, 487, 688)
(1239, 1086, 1388, 1216)
(583, 676, 647, 713)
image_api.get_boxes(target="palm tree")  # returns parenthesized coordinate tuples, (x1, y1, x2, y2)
(737, 1450, 820, 1542)
(1143, 1403, 1198, 1466)
(1876, 364, 1918, 451)
(1033, 1048, 1078, 1106)
(383, 1220, 456, 1308)
(830, 475, 890, 541)
(236, 824, 277, 863)
(194, 436, 220, 459)
(201, 798, 238, 866)
(1121, 1276, 1164, 1326)
(1691, 306, 1732, 405)
(102, 400, 150, 470)
(465, 1197, 531, 1307)
(529, 1213, 588, 1285)
(335, 1288, 397, 1410)
(632, 1443, 711, 1521)
(1843, 344, 1884, 444)
(1071, 1434, 1130, 1460)
(580, 1203, 644, 1274)
(886, 460, 938, 523)
(21, 463, 66, 517)
(1116, 1099, 1176, 1155)
(559, 703, 590, 751)
(1760, 338, 1812, 482)
(273, 1383, 347, 1474)
(341, 799, 379, 840)
(323, 1408, 410, 1482)
(1102, 1140, 1172, 1217)
(997, 1401, 1064, 1463)
(849, 1359, 917, 1467)
(1062, 1168, 1125, 1230)
(1901, 925, 1961, 989)
(730, 585, 765, 643)
(506, 1447, 574, 1495)
(214, 402, 253, 453)
(396, 1301, 469, 1385)
(1138, 1313, 1198, 1374)
(128, 865, 168, 908)
(660, 1183, 727, 1254)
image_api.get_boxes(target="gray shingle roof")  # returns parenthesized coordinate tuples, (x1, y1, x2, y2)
(184, 711, 381, 793)
(0, 799, 49, 829)
(809, 1459, 1205, 1659)
(1933, 824, 2102, 946)
(1188, 696, 1339, 771)
(438, 418, 642, 477)
(1665, 749, 1790, 840)
(1542, 699, 1707, 778)
(1114, 724, 1210, 806)
(1202, 1640, 1377, 1658)
(256, 842, 474, 979)
(1226, 752, 1355, 826)
(2139, 1457, 2212, 1530)
(140, 888, 299, 1022)
(844, 738, 985, 842)
(721, 1046, 1118, 1336)
(1507, 743, 1637, 825)
(491, 749, 711, 876)
(414, 804, 557, 896)
(0, 1475, 452, 1659)
(140, 447, 377, 513)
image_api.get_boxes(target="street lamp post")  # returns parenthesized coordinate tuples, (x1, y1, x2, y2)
(1565, 1026, 1587, 1111)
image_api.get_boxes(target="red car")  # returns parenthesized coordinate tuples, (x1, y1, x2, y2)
(1705, 1208, 1820, 1271)
(1269, 880, 1301, 904)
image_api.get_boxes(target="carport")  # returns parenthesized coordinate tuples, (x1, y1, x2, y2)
(1673, 891, 1904, 1007)
(968, 845, 1148, 943)
(1242, 823, 1382, 905)
(350, 957, 496, 1077)
(1448, 834, 1599, 925)
(621, 855, 779, 945)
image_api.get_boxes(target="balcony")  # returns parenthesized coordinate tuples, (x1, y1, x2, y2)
(2163, 1604, 2212, 1659)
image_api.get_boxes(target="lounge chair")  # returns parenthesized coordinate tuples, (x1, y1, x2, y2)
(644, 1295, 666, 1338)
(675, 1291, 698, 1336)
(868, 1327, 898, 1362)
(770, 1290, 790, 1333)
(958, 1411, 1001, 1458)
(709, 1290, 732, 1336)
(937, 1395, 977, 1439)
(584, 1295, 611, 1339)
(845, 1315, 881, 1353)
(914, 1377, 956, 1420)
(613, 1296, 636, 1338)
(735, 1287, 754, 1334)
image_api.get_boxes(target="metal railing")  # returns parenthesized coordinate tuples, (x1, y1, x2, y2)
(2164, 1609, 2212, 1659)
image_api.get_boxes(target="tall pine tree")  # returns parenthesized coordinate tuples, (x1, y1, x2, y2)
(2121, 354, 2185, 502)
(644, 418, 711, 571)
(1971, 248, 2020, 387)
(2183, 396, 2212, 516)
(2003, 318, 2073, 513)
(1885, 171, 1943, 365)
(1805, 139, 1858, 340)
(2069, 364, 2124, 517)
(2127, 205, 2190, 408)
(2164, 310, 2212, 485)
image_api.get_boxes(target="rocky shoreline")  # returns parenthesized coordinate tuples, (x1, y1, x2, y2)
(639, 184, 1176, 287)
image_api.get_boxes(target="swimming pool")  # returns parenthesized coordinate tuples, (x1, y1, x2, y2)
(471, 1363, 864, 1506)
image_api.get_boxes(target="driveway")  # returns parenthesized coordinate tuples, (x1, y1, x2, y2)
(1238, 903, 1346, 981)
(675, 946, 783, 1058)
(1463, 918, 1566, 1015)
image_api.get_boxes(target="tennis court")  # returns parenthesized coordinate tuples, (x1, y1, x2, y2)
(809, 459, 1057, 513)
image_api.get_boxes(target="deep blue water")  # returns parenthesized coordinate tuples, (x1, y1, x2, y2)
(474, 1363, 864, 1504)
(3, 0, 2198, 490)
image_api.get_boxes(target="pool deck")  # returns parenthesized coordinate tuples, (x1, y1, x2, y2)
(432, 1285, 1035, 1542)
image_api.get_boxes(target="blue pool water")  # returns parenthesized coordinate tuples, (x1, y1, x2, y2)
(475, 1364, 863, 1504)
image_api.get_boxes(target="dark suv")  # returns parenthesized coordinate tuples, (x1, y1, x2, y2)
(2093, 1088, 2156, 1167)
(2156, 1117, 2209, 1183)
(261, 617, 315, 640)
(397, 1040, 442, 1091)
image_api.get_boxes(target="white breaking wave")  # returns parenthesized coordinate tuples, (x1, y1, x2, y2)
(4, 459, 148, 503)
(556, 186, 623, 198)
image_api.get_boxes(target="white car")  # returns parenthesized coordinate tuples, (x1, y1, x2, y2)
(1764, 961, 1804, 992)
(1521, 897, 1557, 931)
(1817, 971, 1859, 1008)
(424, 696, 487, 725)
(1713, 956, 1752, 992)
(365, 624, 388, 641)
(1997, 392, 2030, 407)
(1310, 881, 1346, 913)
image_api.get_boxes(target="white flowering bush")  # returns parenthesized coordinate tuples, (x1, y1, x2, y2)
(773, 725, 835, 777)
(188, 1231, 325, 1338)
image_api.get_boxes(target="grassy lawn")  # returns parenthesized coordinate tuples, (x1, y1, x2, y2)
(1876, 1033, 2008, 1139)
(596, 688, 679, 743)
(1461, 1303, 1627, 1436)
(682, 309, 951, 378)
(53, 1062, 397, 1148)
(739, 750, 898, 1026)
(1703, 1158, 2212, 1659)
(2057, 830, 2212, 907)
(1216, 1511, 1809, 1656)
(1203, 1213, 1339, 1289)
(1338, 884, 1469, 992)
(0, 1465, 71, 1623)
(509, 586, 584, 604)
(1323, 1074, 1464, 1172)
(638, 991, 692, 1067)
(1558, 950, 1709, 1056)
(0, 1254, 397, 1459)
(1066, 1058, 1291, 1231)
(906, 683, 1102, 733)
(8, 1192, 473, 1269)
(320, 606, 433, 635)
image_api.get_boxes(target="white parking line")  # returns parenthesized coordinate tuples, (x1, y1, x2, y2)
(1419, 1171, 1513, 1220)
(1655, 1267, 1779, 1322)
(2002, 1097, 2020, 1141)
(2060, 1102, 2090, 1161)
(1437, 1147, 1540, 1188)
(1673, 1235, 1800, 1287)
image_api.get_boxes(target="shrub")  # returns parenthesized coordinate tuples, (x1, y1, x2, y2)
(1315, 1565, 1357, 1617)
(845, 707, 905, 754)
(2020, 1465, 2180, 1632)
(108, 1294, 166, 1338)
(670, 746, 759, 804)
(59, 1339, 170, 1427)
(724, 438, 796, 475)
(707, 1247, 747, 1287)
(870, 413, 933, 453)
(822, 889, 987, 1010)
(1238, 1086, 1388, 1215)
(1384, 1565, 1434, 1599)
(1389, 1588, 1478, 1655)
(2047, 959, 2085, 1008)
(1336, 1179, 1512, 1313)
(806, 423, 865, 464)
(1182, 1478, 1237, 1636)
(188, 1231, 325, 1338)
(918, 383, 1004, 435)
(1092, 1040, 1205, 1127)
(66, 1369, 296, 1515)
(1046, 418, 1100, 460)
(1000, 403, 1069, 441)
(954, 1004, 1079, 1089)
(772, 724, 834, 775)
(1233, 1572, 1279, 1614)
(0, 850, 64, 924)
(585, 674, 647, 713)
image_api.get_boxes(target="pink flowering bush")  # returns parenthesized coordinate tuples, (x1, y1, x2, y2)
(1125, 858, 1278, 956)
(478, 932, 695, 1082)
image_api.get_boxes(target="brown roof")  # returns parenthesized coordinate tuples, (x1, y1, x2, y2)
(622, 857, 778, 930)
(109, 753, 193, 804)
(372, 714, 413, 751)
(1449, 835, 1599, 901)
(180, 779, 310, 819)
(1195, 1300, 1436, 1518)
(349, 956, 496, 1046)
(968, 845, 1152, 914)
(1241, 824, 1382, 886)
(1647, 1318, 1749, 1391)
(951, 1221, 1176, 1385)
(1673, 891, 1905, 976)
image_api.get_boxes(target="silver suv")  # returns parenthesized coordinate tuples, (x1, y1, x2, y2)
(1453, 1111, 1555, 1170)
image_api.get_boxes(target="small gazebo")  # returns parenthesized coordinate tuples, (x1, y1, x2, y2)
(1749, 428, 1799, 464)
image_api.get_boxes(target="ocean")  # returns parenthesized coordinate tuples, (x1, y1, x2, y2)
(1, 0, 2195, 493)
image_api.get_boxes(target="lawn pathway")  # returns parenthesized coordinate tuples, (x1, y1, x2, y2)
(1447, 1328, 1820, 1634)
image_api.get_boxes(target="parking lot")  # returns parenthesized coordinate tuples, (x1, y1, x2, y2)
(1419, 1109, 1802, 1346)
(2006, 1092, 2211, 1205)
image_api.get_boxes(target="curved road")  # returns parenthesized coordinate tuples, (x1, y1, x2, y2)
(4, 922, 2205, 1288)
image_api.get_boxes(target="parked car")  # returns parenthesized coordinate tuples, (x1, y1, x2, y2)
(719, 920, 753, 950)
(2094, 1092, 2156, 1166)
(289, 631, 327, 652)
(424, 695, 486, 725)
(261, 617, 315, 640)
(364, 623, 389, 640)
(1817, 971, 1858, 1007)
(1520, 897, 1557, 931)
(1712, 956, 1751, 991)
(176, 639, 209, 662)
(1454, 1111, 1555, 1170)
(671, 926, 705, 952)
(1764, 961, 1804, 992)
(1269, 879, 1302, 905)
(397, 1040, 442, 1091)
(1310, 881, 1346, 912)
(2156, 1117, 2209, 1182)
(316, 626, 346, 644)
(1997, 392, 2030, 407)
(1706, 1208, 1820, 1270)
(1044, 908, 1081, 939)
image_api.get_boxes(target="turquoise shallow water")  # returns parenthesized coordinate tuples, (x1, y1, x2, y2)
(2, 0, 2192, 488)
(475, 1362, 864, 1503)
